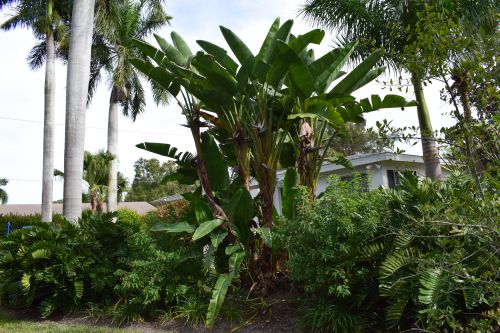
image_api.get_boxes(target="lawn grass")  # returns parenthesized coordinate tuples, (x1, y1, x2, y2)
(0, 311, 146, 333)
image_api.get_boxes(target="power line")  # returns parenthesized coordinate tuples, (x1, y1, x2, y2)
(0, 115, 191, 136)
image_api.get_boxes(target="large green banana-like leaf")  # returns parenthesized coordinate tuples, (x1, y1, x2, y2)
(226, 187, 254, 245)
(282, 167, 299, 219)
(288, 29, 324, 53)
(329, 49, 384, 95)
(135, 142, 194, 166)
(200, 132, 229, 192)
(206, 273, 232, 327)
(289, 62, 315, 99)
(171, 31, 193, 59)
(154, 33, 187, 65)
(131, 38, 168, 66)
(129, 58, 173, 90)
(196, 40, 239, 75)
(191, 53, 238, 97)
(349, 66, 386, 92)
(220, 26, 254, 65)
(309, 41, 357, 92)
(192, 219, 224, 241)
(252, 18, 281, 82)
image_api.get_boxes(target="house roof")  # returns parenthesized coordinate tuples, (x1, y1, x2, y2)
(0, 202, 156, 216)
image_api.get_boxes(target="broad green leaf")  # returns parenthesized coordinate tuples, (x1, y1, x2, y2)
(288, 113, 318, 120)
(195, 201, 212, 223)
(229, 251, 245, 276)
(288, 29, 324, 53)
(326, 155, 353, 169)
(200, 132, 230, 192)
(254, 227, 272, 247)
(197, 40, 239, 75)
(279, 142, 296, 168)
(282, 167, 299, 219)
(289, 62, 314, 98)
(227, 187, 254, 245)
(192, 219, 224, 241)
(206, 274, 232, 327)
(220, 26, 254, 65)
(191, 53, 238, 97)
(265, 19, 294, 65)
(225, 243, 241, 256)
(135, 142, 193, 166)
(154, 33, 186, 65)
(309, 42, 357, 92)
(253, 18, 280, 81)
(349, 66, 386, 92)
(210, 231, 228, 248)
(382, 94, 416, 109)
(151, 221, 195, 233)
(131, 38, 167, 66)
(130, 59, 173, 91)
(330, 49, 384, 95)
(171, 31, 193, 59)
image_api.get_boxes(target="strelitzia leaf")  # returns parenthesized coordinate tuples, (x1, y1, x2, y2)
(192, 219, 224, 241)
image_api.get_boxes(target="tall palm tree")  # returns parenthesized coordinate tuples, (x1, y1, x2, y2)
(0, 178, 8, 204)
(90, 0, 169, 212)
(1, 0, 71, 221)
(63, 0, 96, 221)
(301, 0, 496, 179)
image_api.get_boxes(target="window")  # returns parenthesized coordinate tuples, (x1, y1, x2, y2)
(387, 170, 416, 189)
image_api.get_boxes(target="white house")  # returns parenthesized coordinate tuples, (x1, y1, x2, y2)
(250, 152, 450, 214)
(153, 152, 449, 214)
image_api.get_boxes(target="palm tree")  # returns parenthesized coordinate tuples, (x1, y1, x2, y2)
(63, 0, 96, 221)
(0, 178, 8, 204)
(1, 0, 71, 221)
(89, 0, 169, 213)
(301, 0, 496, 179)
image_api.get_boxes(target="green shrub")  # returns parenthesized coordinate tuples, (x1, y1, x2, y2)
(0, 213, 129, 317)
(0, 214, 66, 237)
(276, 174, 388, 331)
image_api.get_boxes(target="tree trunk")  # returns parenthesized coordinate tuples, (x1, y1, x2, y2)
(411, 76, 442, 180)
(41, 0, 55, 222)
(63, 0, 96, 222)
(106, 86, 120, 212)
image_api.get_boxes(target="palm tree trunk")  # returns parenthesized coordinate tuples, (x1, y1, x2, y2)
(63, 0, 96, 222)
(411, 76, 442, 180)
(41, 0, 55, 222)
(106, 86, 119, 212)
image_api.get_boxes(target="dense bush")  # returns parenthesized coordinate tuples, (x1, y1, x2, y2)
(0, 214, 124, 317)
(277, 174, 388, 332)
(0, 214, 66, 237)
(0, 211, 208, 321)
(279, 173, 499, 332)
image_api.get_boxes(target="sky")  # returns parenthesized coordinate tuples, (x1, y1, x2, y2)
(0, 0, 455, 204)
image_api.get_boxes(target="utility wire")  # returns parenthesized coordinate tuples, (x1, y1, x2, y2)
(0, 115, 191, 136)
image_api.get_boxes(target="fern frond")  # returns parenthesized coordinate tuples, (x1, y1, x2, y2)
(418, 268, 442, 305)
(385, 296, 408, 328)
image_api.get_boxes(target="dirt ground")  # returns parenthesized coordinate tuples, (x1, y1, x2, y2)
(1, 294, 307, 333)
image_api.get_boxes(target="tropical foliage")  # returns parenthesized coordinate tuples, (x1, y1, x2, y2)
(278, 173, 500, 332)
